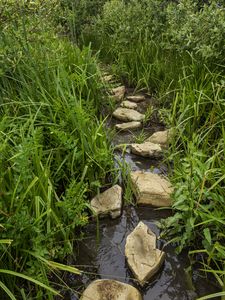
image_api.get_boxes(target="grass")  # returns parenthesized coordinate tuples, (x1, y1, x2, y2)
(0, 1, 116, 298)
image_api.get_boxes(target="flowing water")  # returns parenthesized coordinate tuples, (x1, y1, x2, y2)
(60, 94, 220, 299)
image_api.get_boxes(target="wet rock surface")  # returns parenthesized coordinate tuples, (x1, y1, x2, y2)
(80, 279, 142, 300)
(125, 221, 165, 286)
(113, 107, 144, 122)
(90, 185, 122, 219)
(131, 171, 173, 206)
(130, 142, 162, 158)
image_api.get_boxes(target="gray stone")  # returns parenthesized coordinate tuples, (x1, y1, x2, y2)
(113, 108, 144, 122)
(111, 86, 126, 102)
(90, 185, 122, 219)
(120, 100, 138, 109)
(80, 279, 142, 300)
(130, 171, 173, 207)
(115, 121, 142, 131)
(145, 129, 172, 148)
(130, 142, 162, 158)
(125, 222, 165, 286)
(126, 95, 145, 102)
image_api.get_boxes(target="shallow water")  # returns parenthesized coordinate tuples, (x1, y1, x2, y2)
(62, 206, 219, 300)
(59, 97, 220, 299)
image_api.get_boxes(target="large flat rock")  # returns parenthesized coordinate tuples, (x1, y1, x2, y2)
(111, 86, 126, 102)
(113, 107, 144, 122)
(130, 171, 173, 207)
(120, 100, 138, 109)
(90, 185, 122, 219)
(115, 121, 142, 131)
(145, 129, 172, 148)
(80, 279, 142, 300)
(130, 142, 162, 158)
(126, 95, 145, 102)
(125, 222, 165, 286)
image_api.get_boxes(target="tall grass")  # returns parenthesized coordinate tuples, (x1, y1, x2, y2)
(0, 1, 115, 298)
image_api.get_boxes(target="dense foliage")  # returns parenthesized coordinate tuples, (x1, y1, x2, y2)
(0, 1, 115, 298)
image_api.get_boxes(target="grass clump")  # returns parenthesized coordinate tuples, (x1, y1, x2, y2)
(0, 1, 115, 298)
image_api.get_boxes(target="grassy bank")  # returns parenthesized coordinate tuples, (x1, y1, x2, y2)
(64, 0, 225, 297)
(0, 1, 115, 298)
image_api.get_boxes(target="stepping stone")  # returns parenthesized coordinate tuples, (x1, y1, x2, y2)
(111, 86, 126, 102)
(102, 74, 114, 82)
(130, 142, 162, 158)
(80, 279, 142, 300)
(145, 129, 172, 148)
(115, 121, 142, 131)
(113, 108, 144, 122)
(90, 185, 122, 219)
(130, 171, 173, 207)
(125, 222, 165, 286)
(126, 95, 145, 102)
(120, 100, 138, 109)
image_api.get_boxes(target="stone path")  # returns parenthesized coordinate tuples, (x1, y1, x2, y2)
(82, 74, 173, 299)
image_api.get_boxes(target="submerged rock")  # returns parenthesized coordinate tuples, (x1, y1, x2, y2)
(145, 129, 172, 148)
(125, 222, 165, 286)
(111, 86, 126, 102)
(130, 142, 162, 158)
(80, 279, 142, 300)
(115, 121, 142, 131)
(130, 171, 173, 207)
(113, 108, 144, 122)
(90, 185, 122, 219)
(126, 95, 145, 102)
(120, 100, 138, 109)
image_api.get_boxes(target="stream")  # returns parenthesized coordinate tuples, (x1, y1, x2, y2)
(60, 90, 220, 299)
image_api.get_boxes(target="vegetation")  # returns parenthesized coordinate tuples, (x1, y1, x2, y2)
(0, 1, 115, 298)
(1, 0, 225, 298)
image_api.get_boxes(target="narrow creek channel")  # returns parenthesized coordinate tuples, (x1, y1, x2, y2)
(61, 86, 220, 299)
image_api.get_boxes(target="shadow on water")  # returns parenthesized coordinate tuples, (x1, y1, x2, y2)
(60, 207, 220, 300)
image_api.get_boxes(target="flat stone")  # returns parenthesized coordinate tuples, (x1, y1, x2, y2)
(80, 279, 142, 300)
(130, 142, 162, 158)
(120, 100, 138, 109)
(145, 129, 172, 148)
(90, 185, 122, 219)
(111, 86, 126, 102)
(125, 222, 165, 286)
(130, 171, 173, 207)
(115, 121, 142, 131)
(113, 108, 144, 122)
(126, 95, 145, 102)
(103, 74, 114, 82)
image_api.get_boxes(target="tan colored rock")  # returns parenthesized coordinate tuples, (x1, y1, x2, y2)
(115, 121, 142, 131)
(126, 95, 145, 102)
(145, 130, 172, 148)
(90, 185, 122, 219)
(103, 74, 114, 82)
(113, 108, 144, 122)
(130, 142, 162, 158)
(111, 86, 126, 102)
(130, 171, 173, 207)
(80, 279, 142, 300)
(120, 100, 138, 109)
(125, 222, 165, 286)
